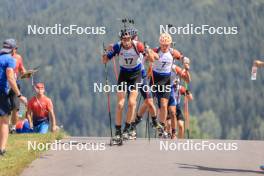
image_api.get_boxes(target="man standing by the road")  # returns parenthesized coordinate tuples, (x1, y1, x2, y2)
(0, 39, 27, 156)
(8, 39, 27, 133)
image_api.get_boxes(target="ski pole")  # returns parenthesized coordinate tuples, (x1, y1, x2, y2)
(147, 112, 150, 142)
(145, 112, 148, 138)
(112, 58, 118, 81)
(184, 82, 190, 139)
(103, 43, 113, 139)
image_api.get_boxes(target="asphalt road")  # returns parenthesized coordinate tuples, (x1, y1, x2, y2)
(21, 137, 264, 176)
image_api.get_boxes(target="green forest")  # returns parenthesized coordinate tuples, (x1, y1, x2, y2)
(0, 0, 263, 139)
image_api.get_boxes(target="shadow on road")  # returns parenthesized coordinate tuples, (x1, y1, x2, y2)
(176, 163, 264, 175)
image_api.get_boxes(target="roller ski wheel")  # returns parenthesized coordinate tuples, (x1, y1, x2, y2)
(151, 121, 163, 132)
(158, 131, 169, 139)
(129, 130, 137, 140)
(122, 129, 130, 141)
(110, 136, 123, 146)
(128, 127, 137, 140)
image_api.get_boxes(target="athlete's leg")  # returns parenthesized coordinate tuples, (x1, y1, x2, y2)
(136, 98, 156, 122)
(123, 90, 138, 139)
(130, 100, 147, 131)
(165, 117, 171, 134)
(159, 98, 169, 125)
(145, 98, 156, 117)
(138, 101, 148, 117)
(168, 105, 177, 139)
(177, 120, 185, 139)
(116, 91, 126, 126)
(111, 90, 126, 141)
(136, 78, 155, 119)
(176, 107, 185, 139)
(126, 90, 138, 124)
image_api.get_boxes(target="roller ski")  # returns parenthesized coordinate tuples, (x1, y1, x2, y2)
(128, 125, 137, 140)
(122, 128, 130, 141)
(151, 119, 163, 133)
(158, 130, 169, 139)
(110, 131, 123, 146)
(127, 116, 143, 140)
(151, 120, 169, 138)
(123, 122, 137, 140)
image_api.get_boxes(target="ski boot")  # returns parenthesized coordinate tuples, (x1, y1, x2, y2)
(110, 130, 123, 146)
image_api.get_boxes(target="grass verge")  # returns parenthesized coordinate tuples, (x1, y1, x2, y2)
(0, 130, 67, 176)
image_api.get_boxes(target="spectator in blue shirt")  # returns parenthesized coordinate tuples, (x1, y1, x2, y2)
(0, 39, 27, 156)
